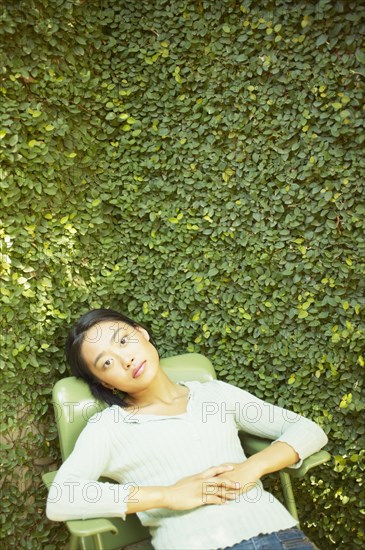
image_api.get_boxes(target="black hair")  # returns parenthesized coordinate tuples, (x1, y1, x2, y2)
(65, 308, 157, 408)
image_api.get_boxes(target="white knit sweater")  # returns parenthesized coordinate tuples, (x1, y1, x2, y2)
(46, 380, 328, 550)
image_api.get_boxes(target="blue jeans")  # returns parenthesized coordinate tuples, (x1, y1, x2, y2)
(218, 528, 317, 550)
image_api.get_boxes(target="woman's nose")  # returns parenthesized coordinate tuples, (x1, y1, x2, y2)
(119, 354, 134, 370)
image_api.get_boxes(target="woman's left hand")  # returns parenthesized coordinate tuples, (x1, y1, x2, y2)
(214, 458, 263, 495)
(214, 441, 300, 494)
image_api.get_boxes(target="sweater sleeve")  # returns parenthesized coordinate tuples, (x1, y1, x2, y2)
(212, 380, 328, 467)
(46, 413, 129, 521)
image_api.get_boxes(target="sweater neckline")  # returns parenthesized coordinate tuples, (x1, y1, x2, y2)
(118, 381, 196, 422)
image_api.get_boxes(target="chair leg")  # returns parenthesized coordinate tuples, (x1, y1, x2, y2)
(69, 534, 79, 550)
(69, 532, 106, 550)
(92, 533, 105, 550)
(279, 471, 300, 527)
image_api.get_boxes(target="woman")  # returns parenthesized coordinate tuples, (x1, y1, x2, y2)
(46, 308, 328, 550)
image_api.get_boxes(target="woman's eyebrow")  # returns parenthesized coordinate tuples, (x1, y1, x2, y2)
(93, 326, 122, 367)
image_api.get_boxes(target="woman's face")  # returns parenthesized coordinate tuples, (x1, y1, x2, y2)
(81, 320, 160, 395)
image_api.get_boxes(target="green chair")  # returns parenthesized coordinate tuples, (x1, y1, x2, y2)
(43, 352, 330, 550)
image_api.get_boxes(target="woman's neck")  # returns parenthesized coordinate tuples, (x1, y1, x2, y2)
(124, 370, 188, 412)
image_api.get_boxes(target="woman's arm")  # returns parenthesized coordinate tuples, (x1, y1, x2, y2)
(125, 464, 240, 514)
(215, 441, 299, 493)
(212, 380, 328, 466)
(46, 416, 241, 521)
(46, 418, 130, 521)
(210, 380, 328, 491)
(47, 463, 240, 521)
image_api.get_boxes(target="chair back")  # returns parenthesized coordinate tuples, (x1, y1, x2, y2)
(53, 352, 216, 460)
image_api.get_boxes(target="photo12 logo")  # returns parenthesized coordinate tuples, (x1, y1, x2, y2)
(201, 401, 300, 424)
(47, 481, 140, 504)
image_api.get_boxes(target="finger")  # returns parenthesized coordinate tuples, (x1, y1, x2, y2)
(202, 464, 234, 478)
(205, 477, 240, 490)
(222, 489, 241, 499)
(206, 492, 238, 505)
(218, 495, 238, 504)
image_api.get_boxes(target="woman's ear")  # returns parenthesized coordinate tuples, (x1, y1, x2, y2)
(135, 325, 150, 341)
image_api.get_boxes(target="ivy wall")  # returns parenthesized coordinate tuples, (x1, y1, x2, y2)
(1, 0, 364, 548)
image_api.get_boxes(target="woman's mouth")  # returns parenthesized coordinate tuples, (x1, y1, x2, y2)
(133, 361, 146, 378)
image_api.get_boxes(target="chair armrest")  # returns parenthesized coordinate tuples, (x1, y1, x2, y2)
(65, 518, 118, 538)
(42, 470, 59, 487)
(239, 433, 331, 478)
(283, 450, 331, 478)
(42, 471, 118, 538)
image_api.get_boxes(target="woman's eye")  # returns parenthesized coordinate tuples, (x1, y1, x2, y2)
(103, 359, 113, 369)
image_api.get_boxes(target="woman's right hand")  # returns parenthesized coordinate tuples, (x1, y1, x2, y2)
(162, 464, 240, 510)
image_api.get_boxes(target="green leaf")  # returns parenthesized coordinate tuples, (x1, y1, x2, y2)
(9, 134, 18, 146)
(355, 49, 365, 64)
(298, 309, 309, 319)
(316, 34, 328, 46)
